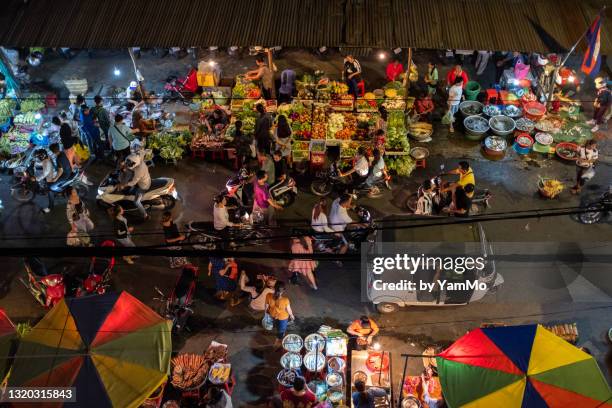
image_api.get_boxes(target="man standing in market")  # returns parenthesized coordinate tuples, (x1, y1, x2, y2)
(109, 114, 136, 163)
(587, 76, 611, 133)
(343, 54, 362, 99)
(246, 55, 275, 100)
(254, 103, 273, 153)
(92, 95, 111, 150)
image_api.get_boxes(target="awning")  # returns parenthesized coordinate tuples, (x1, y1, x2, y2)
(0, 0, 610, 54)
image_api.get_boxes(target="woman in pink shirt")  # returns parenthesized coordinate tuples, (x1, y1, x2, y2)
(288, 236, 318, 290)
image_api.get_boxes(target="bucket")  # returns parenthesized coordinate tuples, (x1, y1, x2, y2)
(465, 81, 481, 101)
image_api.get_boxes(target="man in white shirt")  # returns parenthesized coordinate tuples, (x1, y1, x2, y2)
(213, 195, 237, 231)
(340, 146, 370, 192)
(329, 194, 355, 232)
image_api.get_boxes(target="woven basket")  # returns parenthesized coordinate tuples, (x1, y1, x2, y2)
(63, 79, 88, 96)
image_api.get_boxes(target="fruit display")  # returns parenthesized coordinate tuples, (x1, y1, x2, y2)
(19, 94, 45, 113)
(329, 81, 349, 95)
(356, 98, 378, 112)
(232, 76, 261, 99)
(171, 353, 208, 390)
(292, 141, 310, 151)
(327, 113, 345, 138)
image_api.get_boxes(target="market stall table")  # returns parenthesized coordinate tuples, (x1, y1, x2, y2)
(350, 350, 392, 407)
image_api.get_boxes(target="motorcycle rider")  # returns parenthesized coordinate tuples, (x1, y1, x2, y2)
(311, 198, 348, 254)
(443, 161, 475, 198)
(414, 179, 435, 216)
(117, 153, 151, 219)
(364, 148, 389, 197)
(33, 147, 69, 214)
(339, 146, 370, 193)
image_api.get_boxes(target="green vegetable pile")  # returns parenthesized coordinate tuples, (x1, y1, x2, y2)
(386, 156, 415, 177)
(0, 99, 17, 121)
(386, 111, 410, 152)
(147, 131, 192, 163)
(20, 94, 45, 113)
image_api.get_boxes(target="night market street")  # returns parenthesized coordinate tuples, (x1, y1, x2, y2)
(0, 32, 611, 408)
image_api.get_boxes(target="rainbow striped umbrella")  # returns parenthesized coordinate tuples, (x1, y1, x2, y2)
(8, 292, 171, 407)
(436, 324, 612, 407)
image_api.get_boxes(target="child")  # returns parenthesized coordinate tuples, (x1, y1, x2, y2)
(113, 206, 136, 264)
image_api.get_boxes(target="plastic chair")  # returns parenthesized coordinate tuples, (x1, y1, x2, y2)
(415, 158, 427, 169)
(357, 80, 365, 97)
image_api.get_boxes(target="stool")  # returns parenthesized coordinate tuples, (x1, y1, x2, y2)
(415, 158, 426, 169)
(225, 148, 239, 170)
(357, 80, 365, 97)
(191, 149, 206, 159)
(211, 149, 225, 161)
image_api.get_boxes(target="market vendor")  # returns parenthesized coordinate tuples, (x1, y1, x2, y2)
(571, 140, 599, 194)
(347, 315, 379, 349)
(125, 81, 144, 111)
(446, 64, 468, 89)
(555, 67, 581, 97)
(343, 54, 363, 99)
(245, 56, 275, 99)
(415, 90, 435, 122)
(131, 110, 155, 139)
(205, 108, 229, 135)
(385, 57, 404, 82)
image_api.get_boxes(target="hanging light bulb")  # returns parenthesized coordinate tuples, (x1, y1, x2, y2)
(113, 67, 121, 76)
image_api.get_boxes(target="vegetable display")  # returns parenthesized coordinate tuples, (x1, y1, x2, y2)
(387, 155, 416, 177)
(147, 131, 191, 163)
(20, 94, 45, 113)
(0, 99, 17, 119)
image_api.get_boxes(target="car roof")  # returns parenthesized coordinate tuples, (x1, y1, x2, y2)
(378, 217, 482, 243)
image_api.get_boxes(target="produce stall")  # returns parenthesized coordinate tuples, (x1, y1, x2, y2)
(277, 326, 349, 406)
(385, 110, 415, 177)
(147, 130, 192, 164)
(350, 349, 393, 407)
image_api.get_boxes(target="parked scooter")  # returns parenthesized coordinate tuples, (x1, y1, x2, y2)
(74, 241, 116, 297)
(154, 264, 199, 333)
(269, 176, 298, 208)
(578, 185, 612, 224)
(20, 257, 65, 308)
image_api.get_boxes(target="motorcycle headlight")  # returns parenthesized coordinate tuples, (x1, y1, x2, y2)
(97, 188, 104, 196)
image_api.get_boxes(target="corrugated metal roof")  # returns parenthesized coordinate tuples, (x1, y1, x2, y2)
(0, 0, 610, 54)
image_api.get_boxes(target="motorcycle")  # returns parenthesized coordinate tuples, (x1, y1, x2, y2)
(406, 171, 492, 216)
(270, 176, 298, 208)
(20, 257, 66, 308)
(96, 171, 178, 213)
(11, 165, 89, 203)
(305, 205, 376, 254)
(310, 161, 387, 199)
(74, 240, 116, 297)
(154, 264, 199, 333)
(185, 220, 270, 251)
(578, 186, 612, 224)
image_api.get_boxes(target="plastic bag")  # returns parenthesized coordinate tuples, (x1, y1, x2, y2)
(74, 141, 90, 162)
(262, 313, 274, 331)
(441, 110, 453, 125)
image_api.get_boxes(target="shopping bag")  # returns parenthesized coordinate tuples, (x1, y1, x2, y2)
(262, 313, 274, 331)
(441, 110, 452, 125)
(74, 141, 90, 162)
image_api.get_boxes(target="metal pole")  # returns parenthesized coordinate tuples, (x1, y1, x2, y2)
(397, 354, 409, 407)
(266, 48, 275, 100)
(127, 48, 145, 97)
(405, 48, 412, 95)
